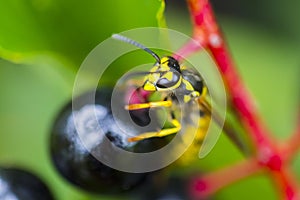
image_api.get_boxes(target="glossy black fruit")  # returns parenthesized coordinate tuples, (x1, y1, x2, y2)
(136, 175, 199, 200)
(0, 167, 54, 200)
(50, 87, 168, 194)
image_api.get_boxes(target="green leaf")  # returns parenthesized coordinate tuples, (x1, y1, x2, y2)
(0, 0, 161, 66)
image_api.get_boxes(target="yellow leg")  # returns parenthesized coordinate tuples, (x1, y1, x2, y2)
(125, 100, 172, 110)
(201, 86, 207, 98)
(128, 119, 181, 142)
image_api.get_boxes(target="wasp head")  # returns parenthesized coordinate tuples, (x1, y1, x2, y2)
(143, 56, 182, 92)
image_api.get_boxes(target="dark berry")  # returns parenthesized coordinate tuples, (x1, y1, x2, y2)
(134, 175, 211, 200)
(0, 167, 54, 200)
(49, 87, 168, 194)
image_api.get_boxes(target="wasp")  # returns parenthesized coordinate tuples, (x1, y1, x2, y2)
(112, 34, 211, 143)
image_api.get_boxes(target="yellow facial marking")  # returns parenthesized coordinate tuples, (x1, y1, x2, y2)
(150, 66, 159, 72)
(145, 72, 160, 83)
(161, 71, 173, 81)
(143, 81, 156, 91)
(160, 64, 170, 72)
(160, 56, 169, 64)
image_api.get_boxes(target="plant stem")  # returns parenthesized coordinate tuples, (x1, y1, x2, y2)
(190, 158, 261, 198)
(182, 0, 300, 199)
(187, 0, 274, 150)
(270, 167, 300, 199)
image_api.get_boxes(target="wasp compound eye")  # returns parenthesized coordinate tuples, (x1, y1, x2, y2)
(156, 71, 181, 89)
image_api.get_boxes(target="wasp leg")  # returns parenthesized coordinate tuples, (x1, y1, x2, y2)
(125, 100, 173, 110)
(200, 86, 207, 99)
(128, 119, 181, 142)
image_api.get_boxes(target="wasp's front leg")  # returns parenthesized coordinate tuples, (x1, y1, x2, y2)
(125, 100, 173, 110)
(126, 87, 173, 110)
(128, 119, 181, 142)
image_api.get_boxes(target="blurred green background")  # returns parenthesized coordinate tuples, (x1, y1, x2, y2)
(0, 0, 299, 199)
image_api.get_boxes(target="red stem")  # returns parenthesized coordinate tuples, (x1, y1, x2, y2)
(187, 0, 274, 150)
(173, 39, 204, 61)
(270, 167, 300, 199)
(183, 0, 300, 198)
(190, 158, 261, 198)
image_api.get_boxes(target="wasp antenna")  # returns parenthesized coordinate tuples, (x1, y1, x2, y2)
(112, 34, 161, 63)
